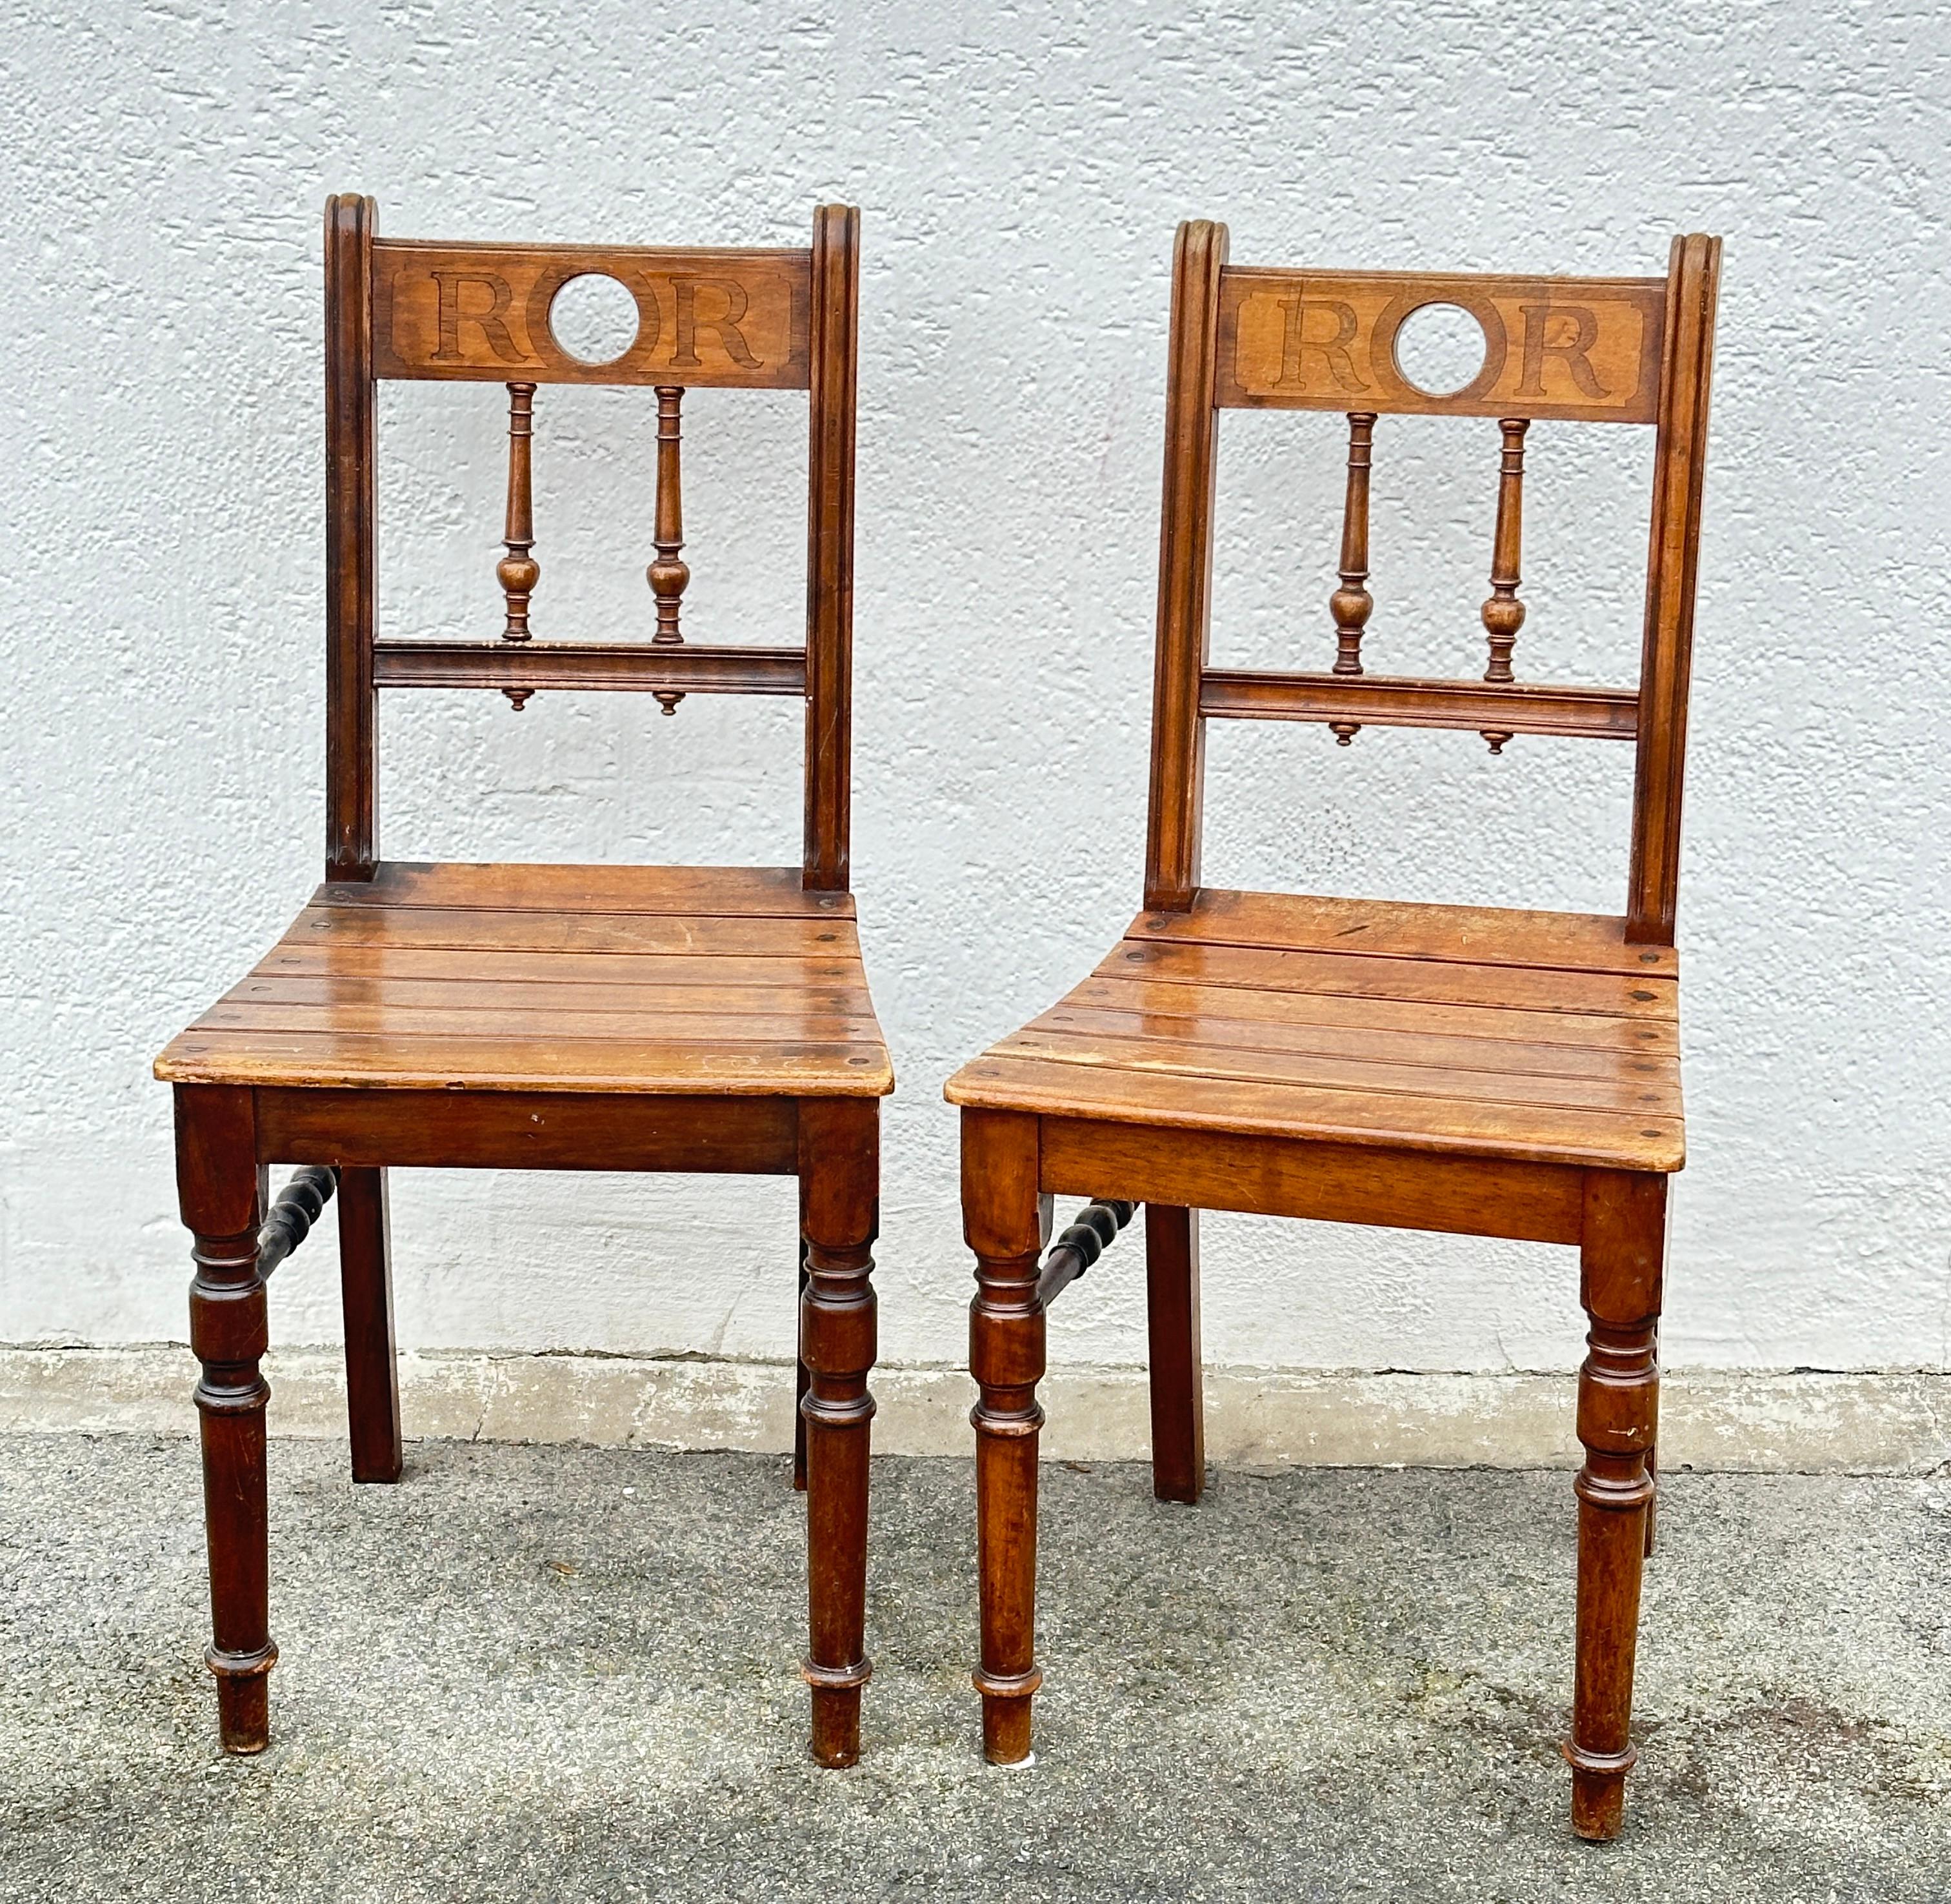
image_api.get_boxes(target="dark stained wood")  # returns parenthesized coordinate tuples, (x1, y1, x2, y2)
(372, 243, 812, 386)
(1039, 1119, 1585, 1245)
(254, 1165, 337, 1277)
(1626, 234, 1721, 943)
(175, 1084, 275, 1752)
(1217, 268, 1666, 422)
(373, 640, 806, 697)
(1145, 1206, 1203, 1503)
(255, 1087, 800, 1175)
(158, 197, 882, 1766)
(324, 194, 378, 881)
(1143, 219, 1228, 914)
(964, 1108, 1045, 1765)
(949, 221, 1716, 1834)
(1200, 670, 1636, 741)
(798, 1097, 878, 1765)
(1566, 1169, 1666, 1840)
(337, 1167, 402, 1484)
(803, 203, 859, 894)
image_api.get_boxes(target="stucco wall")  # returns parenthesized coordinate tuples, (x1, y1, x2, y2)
(3, 1, 1946, 1389)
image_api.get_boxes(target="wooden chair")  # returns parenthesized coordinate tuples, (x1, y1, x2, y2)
(946, 223, 1719, 1838)
(154, 196, 891, 1769)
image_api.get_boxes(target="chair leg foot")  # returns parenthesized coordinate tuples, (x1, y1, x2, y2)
(209, 1643, 277, 1754)
(976, 1667, 1041, 1764)
(1566, 1749, 1633, 1841)
(806, 1678, 864, 1767)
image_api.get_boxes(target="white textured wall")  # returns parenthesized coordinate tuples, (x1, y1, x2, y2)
(3, 2, 1947, 1385)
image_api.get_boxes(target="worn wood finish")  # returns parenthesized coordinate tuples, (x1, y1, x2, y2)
(1143, 219, 1228, 913)
(965, 1109, 1046, 1764)
(176, 1084, 275, 1752)
(159, 198, 882, 1764)
(324, 194, 378, 881)
(1566, 1170, 1666, 1840)
(950, 893, 1683, 1173)
(803, 204, 859, 894)
(950, 221, 1716, 1834)
(1144, 1206, 1203, 1503)
(798, 1098, 879, 1765)
(155, 865, 892, 1096)
(372, 243, 812, 386)
(1627, 235, 1721, 943)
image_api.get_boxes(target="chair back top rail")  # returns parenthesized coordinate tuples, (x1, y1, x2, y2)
(1144, 223, 1721, 945)
(1216, 267, 1667, 423)
(372, 241, 813, 388)
(323, 195, 859, 892)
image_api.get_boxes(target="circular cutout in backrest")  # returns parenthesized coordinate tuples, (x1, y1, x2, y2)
(1392, 301, 1491, 397)
(548, 272, 641, 366)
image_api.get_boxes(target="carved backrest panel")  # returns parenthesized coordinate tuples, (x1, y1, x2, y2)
(324, 197, 859, 892)
(1144, 223, 1721, 943)
(1216, 269, 1666, 422)
(372, 243, 812, 388)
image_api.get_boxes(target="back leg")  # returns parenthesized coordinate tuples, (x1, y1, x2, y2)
(338, 1166, 402, 1483)
(794, 1232, 810, 1492)
(1145, 1205, 1204, 1503)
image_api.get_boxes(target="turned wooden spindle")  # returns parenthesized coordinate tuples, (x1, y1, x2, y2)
(496, 382, 539, 710)
(647, 385, 690, 714)
(1479, 416, 1530, 752)
(1328, 412, 1376, 744)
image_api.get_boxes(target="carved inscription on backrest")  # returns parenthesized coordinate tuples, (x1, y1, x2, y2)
(372, 244, 814, 388)
(1216, 270, 1666, 423)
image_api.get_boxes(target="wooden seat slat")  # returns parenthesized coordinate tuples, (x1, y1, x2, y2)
(1127, 890, 1679, 977)
(1096, 940, 1675, 1017)
(951, 1053, 1683, 1172)
(1067, 976, 1678, 1053)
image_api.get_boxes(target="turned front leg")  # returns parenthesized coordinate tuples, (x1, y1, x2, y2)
(797, 1099, 878, 1766)
(964, 1108, 1045, 1764)
(175, 1085, 277, 1753)
(1566, 1170, 1667, 1840)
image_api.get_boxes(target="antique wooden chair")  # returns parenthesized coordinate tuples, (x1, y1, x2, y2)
(947, 223, 1718, 1838)
(154, 195, 890, 1768)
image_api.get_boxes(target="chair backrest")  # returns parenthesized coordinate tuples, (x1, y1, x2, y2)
(1143, 221, 1720, 944)
(322, 195, 860, 892)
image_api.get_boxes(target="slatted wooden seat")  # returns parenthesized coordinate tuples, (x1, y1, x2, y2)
(954, 892, 1679, 1171)
(155, 196, 888, 1771)
(159, 865, 891, 1097)
(948, 222, 1719, 1840)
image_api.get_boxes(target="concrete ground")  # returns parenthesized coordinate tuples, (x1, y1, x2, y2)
(1, 1438, 1946, 1902)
